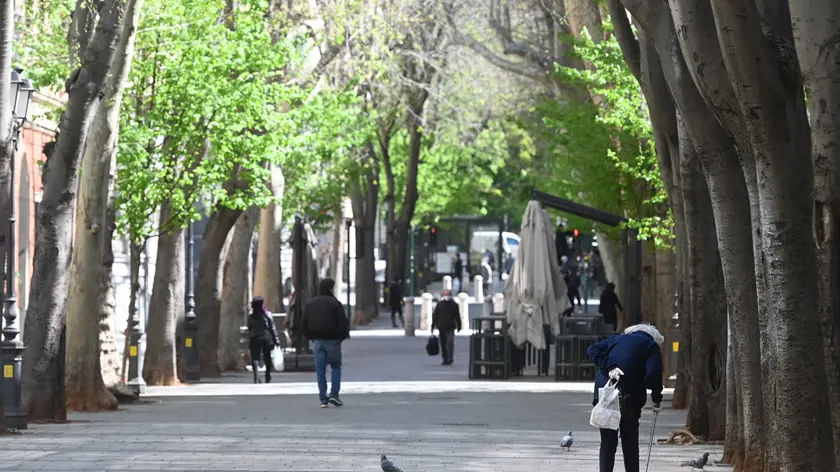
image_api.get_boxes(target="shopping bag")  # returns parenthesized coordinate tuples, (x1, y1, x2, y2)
(426, 335, 440, 356)
(590, 378, 621, 430)
(271, 346, 285, 372)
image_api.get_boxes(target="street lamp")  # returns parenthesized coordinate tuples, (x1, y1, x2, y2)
(2, 68, 34, 430)
(183, 220, 200, 382)
(345, 218, 352, 324)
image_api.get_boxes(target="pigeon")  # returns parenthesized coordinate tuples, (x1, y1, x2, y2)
(381, 454, 404, 472)
(560, 431, 573, 450)
(681, 452, 710, 470)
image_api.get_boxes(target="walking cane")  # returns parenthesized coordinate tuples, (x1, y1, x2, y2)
(644, 409, 659, 472)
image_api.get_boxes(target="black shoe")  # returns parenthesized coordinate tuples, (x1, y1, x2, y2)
(320, 402, 329, 408)
(441, 360, 448, 365)
(265, 378, 271, 384)
(328, 396, 344, 407)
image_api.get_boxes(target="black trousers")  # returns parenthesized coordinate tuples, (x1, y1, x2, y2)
(391, 306, 404, 326)
(599, 397, 641, 472)
(249, 339, 272, 382)
(439, 329, 455, 363)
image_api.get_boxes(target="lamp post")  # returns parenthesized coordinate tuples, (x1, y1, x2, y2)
(126, 249, 146, 395)
(345, 218, 351, 324)
(1, 68, 33, 430)
(183, 220, 200, 382)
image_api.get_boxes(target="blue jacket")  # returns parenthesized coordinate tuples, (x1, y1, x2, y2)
(587, 331, 664, 409)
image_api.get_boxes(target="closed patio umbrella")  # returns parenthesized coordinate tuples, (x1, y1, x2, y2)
(504, 201, 570, 349)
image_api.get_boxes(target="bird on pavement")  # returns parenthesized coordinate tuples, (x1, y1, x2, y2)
(560, 431, 573, 451)
(681, 452, 710, 470)
(381, 454, 403, 472)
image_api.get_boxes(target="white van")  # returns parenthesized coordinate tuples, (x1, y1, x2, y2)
(471, 231, 520, 257)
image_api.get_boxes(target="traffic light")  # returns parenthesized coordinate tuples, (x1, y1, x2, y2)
(573, 228, 579, 237)
(429, 225, 438, 245)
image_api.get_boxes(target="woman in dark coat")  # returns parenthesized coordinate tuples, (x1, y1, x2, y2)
(247, 296, 280, 384)
(587, 323, 664, 472)
(598, 282, 623, 331)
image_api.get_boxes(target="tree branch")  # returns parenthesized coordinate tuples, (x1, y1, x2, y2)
(446, 15, 547, 82)
(608, 0, 642, 81)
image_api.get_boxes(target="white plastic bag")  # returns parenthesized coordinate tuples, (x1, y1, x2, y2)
(271, 346, 285, 372)
(590, 378, 621, 430)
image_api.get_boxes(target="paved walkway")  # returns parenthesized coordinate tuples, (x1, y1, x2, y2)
(0, 316, 723, 471)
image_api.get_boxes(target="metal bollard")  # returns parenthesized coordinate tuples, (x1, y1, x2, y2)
(474, 275, 484, 300)
(183, 309, 200, 382)
(1, 297, 26, 430)
(442, 275, 452, 291)
(421, 293, 434, 330)
(126, 310, 146, 395)
(404, 297, 416, 336)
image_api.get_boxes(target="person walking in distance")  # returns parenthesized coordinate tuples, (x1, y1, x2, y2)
(302, 278, 350, 408)
(587, 323, 664, 472)
(247, 296, 280, 384)
(452, 253, 463, 293)
(598, 282, 624, 332)
(431, 289, 461, 365)
(389, 277, 404, 328)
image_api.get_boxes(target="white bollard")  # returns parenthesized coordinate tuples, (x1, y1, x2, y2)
(493, 293, 505, 313)
(493, 293, 505, 331)
(420, 293, 434, 330)
(474, 275, 484, 300)
(483, 295, 494, 316)
(442, 275, 452, 291)
(457, 292, 470, 331)
(404, 297, 416, 336)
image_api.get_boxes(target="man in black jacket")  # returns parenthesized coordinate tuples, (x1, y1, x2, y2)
(302, 278, 350, 408)
(389, 277, 404, 328)
(431, 289, 462, 365)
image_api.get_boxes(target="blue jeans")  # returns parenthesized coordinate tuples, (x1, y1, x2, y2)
(313, 339, 342, 403)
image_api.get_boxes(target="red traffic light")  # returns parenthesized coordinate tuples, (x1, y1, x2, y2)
(431, 227, 436, 234)
(573, 229, 579, 237)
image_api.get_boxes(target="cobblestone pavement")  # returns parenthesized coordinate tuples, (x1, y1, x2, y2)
(0, 322, 723, 471)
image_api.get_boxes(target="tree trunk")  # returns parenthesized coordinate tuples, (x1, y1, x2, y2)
(708, 0, 836, 468)
(352, 223, 377, 325)
(789, 0, 840, 464)
(253, 164, 285, 313)
(677, 114, 726, 441)
(645, 10, 766, 464)
(386, 91, 426, 285)
(631, 27, 690, 408)
(654, 246, 674, 374)
(350, 175, 378, 324)
(723, 313, 743, 465)
(98, 202, 121, 388)
(218, 206, 258, 371)
(196, 205, 242, 377)
(640, 240, 657, 324)
(65, 0, 142, 411)
(143, 204, 184, 386)
(23, 0, 127, 420)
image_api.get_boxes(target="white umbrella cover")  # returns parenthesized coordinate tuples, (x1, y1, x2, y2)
(505, 201, 570, 349)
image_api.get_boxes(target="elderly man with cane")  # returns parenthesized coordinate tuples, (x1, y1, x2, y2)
(587, 323, 665, 472)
